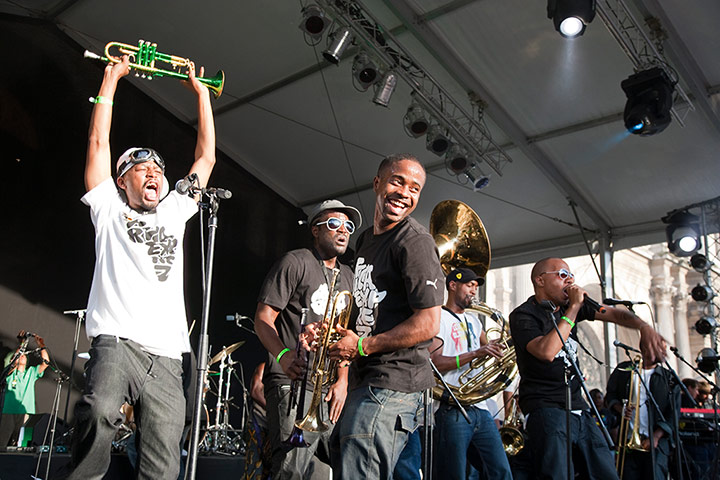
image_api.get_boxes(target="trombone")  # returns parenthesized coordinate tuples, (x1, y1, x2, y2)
(616, 355, 649, 477)
(84, 40, 225, 98)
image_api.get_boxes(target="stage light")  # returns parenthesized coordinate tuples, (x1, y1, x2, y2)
(372, 71, 397, 107)
(464, 167, 490, 192)
(694, 316, 717, 336)
(352, 52, 379, 91)
(547, 0, 596, 38)
(446, 145, 469, 174)
(403, 101, 430, 138)
(691, 284, 714, 302)
(323, 27, 354, 64)
(621, 67, 675, 136)
(663, 210, 701, 257)
(696, 348, 719, 374)
(690, 253, 712, 273)
(299, 5, 329, 39)
(426, 126, 450, 156)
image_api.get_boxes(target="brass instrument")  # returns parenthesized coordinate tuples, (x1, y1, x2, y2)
(84, 40, 225, 98)
(499, 395, 525, 456)
(616, 355, 649, 476)
(293, 268, 353, 433)
(429, 200, 518, 406)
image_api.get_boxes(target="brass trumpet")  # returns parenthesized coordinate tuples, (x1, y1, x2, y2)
(84, 40, 224, 98)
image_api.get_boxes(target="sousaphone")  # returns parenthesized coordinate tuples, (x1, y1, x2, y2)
(429, 200, 518, 406)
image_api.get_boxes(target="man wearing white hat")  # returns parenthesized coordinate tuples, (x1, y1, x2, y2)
(66, 55, 216, 479)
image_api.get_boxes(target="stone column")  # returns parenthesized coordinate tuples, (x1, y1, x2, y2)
(671, 264, 693, 378)
(649, 246, 678, 371)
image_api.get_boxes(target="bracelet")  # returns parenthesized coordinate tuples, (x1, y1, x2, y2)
(275, 347, 290, 363)
(456, 355, 461, 370)
(561, 315, 575, 328)
(89, 95, 114, 106)
(358, 337, 367, 357)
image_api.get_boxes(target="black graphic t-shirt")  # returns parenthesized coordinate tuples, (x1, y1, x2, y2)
(257, 248, 353, 389)
(509, 296, 595, 413)
(350, 217, 444, 393)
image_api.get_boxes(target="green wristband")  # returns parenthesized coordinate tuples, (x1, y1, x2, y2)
(89, 95, 114, 105)
(456, 355, 461, 370)
(561, 315, 575, 328)
(275, 347, 290, 363)
(358, 337, 367, 357)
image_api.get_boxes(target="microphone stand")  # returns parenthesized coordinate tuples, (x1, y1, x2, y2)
(33, 358, 70, 480)
(670, 348, 720, 480)
(185, 187, 230, 480)
(541, 303, 614, 480)
(62, 309, 86, 424)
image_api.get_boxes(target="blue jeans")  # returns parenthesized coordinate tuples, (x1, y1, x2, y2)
(67, 336, 185, 480)
(265, 384, 333, 480)
(433, 404, 512, 480)
(393, 428, 422, 479)
(332, 386, 422, 479)
(526, 408, 618, 480)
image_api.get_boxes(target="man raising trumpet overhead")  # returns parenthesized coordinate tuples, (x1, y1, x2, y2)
(66, 54, 216, 480)
(430, 268, 513, 480)
(254, 200, 361, 479)
(509, 257, 666, 480)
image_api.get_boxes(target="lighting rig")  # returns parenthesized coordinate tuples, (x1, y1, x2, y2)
(298, 2, 513, 190)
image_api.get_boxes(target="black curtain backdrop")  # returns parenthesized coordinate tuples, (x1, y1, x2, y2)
(0, 15, 310, 429)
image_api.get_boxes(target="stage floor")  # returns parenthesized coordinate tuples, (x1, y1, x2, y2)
(0, 452, 245, 479)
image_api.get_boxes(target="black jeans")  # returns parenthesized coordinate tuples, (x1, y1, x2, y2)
(526, 407, 618, 480)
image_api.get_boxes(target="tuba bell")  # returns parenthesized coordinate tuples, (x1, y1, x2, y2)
(429, 200, 518, 406)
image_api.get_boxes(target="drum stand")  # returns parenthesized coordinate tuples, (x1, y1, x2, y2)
(203, 352, 244, 455)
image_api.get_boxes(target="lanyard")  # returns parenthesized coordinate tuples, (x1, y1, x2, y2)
(442, 306, 472, 350)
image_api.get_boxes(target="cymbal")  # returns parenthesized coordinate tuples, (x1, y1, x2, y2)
(209, 341, 245, 365)
(429, 200, 491, 278)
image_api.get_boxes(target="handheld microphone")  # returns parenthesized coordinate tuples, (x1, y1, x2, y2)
(603, 297, 645, 307)
(175, 173, 198, 195)
(613, 339, 641, 354)
(583, 295, 606, 314)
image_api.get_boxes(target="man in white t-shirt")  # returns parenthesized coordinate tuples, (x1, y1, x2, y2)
(66, 55, 216, 480)
(430, 268, 512, 479)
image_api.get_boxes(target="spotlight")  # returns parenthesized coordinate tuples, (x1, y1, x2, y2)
(426, 125, 450, 156)
(690, 253, 712, 272)
(547, 0, 596, 38)
(299, 5, 329, 39)
(464, 167, 490, 192)
(352, 52, 379, 91)
(696, 348, 719, 374)
(694, 316, 718, 336)
(323, 27, 354, 64)
(691, 284, 714, 302)
(403, 101, 430, 138)
(446, 145, 470, 174)
(372, 71, 397, 107)
(663, 210, 701, 257)
(621, 67, 675, 136)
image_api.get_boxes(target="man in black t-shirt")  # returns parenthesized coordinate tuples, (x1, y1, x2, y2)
(329, 154, 444, 479)
(509, 257, 666, 480)
(254, 199, 361, 479)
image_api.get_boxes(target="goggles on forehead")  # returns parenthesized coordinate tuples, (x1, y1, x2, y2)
(315, 217, 356, 234)
(540, 268, 574, 280)
(117, 149, 166, 177)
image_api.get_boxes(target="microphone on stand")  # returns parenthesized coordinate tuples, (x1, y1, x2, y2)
(175, 173, 199, 196)
(207, 187, 232, 200)
(613, 339, 641, 354)
(603, 297, 645, 307)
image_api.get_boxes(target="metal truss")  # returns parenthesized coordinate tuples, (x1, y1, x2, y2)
(595, 0, 695, 126)
(317, 0, 513, 176)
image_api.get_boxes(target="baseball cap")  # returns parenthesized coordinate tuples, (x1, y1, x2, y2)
(446, 267, 485, 288)
(308, 199, 362, 230)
